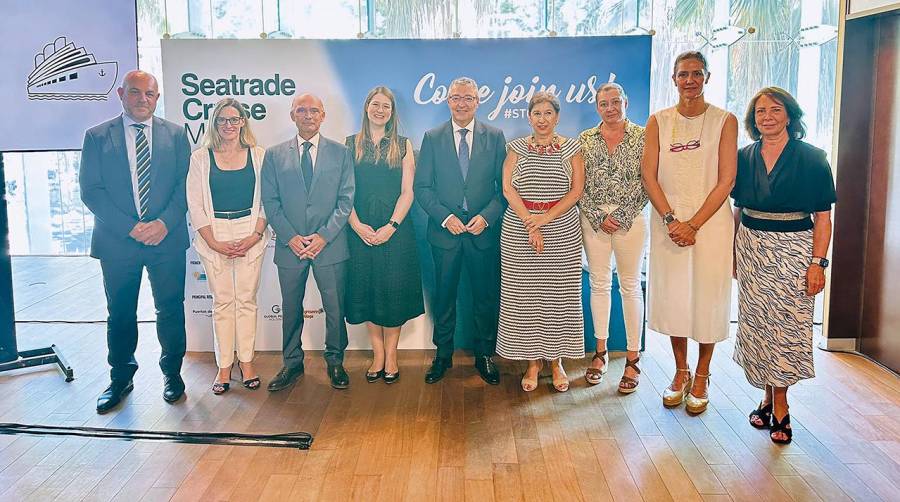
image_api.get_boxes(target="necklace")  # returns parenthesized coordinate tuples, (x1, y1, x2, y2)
(669, 109, 707, 153)
(527, 133, 562, 155)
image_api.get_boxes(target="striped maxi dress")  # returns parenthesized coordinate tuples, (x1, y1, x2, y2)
(496, 136, 585, 360)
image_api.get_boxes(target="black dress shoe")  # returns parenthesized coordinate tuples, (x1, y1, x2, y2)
(475, 356, 500, 385)
(267, 366, 304, 392)
(163, 375, 185, 403)
(96, 380, 134, 414)
(425, 357, 453, 384)
(383, 371, 400, 384)
(328, 364, 350, 389)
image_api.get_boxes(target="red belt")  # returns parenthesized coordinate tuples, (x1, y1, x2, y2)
(522, 199, 560, 211)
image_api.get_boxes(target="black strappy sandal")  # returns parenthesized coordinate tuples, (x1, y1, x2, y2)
(770, 413, 793, 444)
(238, 364, 261, 390)
(749, 402, 773, 429)
(212, 380, 230, 395)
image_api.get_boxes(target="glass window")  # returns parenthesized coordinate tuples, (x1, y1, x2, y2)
(458, 0, 547, 38)
(274, 0, 361, 39)
(211, 0, 262, 39)
(5, 152, 92, 255)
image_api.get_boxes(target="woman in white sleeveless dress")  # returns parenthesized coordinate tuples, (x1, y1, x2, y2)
(641, 51, 738, 414)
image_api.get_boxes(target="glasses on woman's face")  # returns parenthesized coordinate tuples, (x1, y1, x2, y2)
(669, 140, 701, 152)
(215, 117, 244, 126)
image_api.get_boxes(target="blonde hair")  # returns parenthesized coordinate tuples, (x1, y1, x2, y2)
(202, 98, 257, 150)
(354, 86, 402, 168)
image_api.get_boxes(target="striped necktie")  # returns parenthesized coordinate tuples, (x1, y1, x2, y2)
(133, 123, 151, 220)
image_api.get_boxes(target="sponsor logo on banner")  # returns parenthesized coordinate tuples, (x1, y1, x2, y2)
(263, 304, 281, 321)
(262, 305, 324, 322)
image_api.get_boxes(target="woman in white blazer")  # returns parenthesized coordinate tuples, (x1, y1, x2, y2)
(187, 98, 269, 394)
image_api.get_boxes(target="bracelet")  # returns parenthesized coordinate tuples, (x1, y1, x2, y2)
(389, 220, 399, 229)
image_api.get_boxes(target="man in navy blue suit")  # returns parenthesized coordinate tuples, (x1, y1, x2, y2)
(414, 77, 507, 385)
(80, 70, 191, 413)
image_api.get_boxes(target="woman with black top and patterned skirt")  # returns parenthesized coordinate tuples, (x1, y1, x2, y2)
(497, 91, 585, 393)
(732, 87, 836, 444)
(345, 86, 424, 384)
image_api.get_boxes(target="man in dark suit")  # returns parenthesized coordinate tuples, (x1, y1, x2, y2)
(414, 77, 507, 385)
(261, 93, 355, 391)
(80, 70, 191, 413)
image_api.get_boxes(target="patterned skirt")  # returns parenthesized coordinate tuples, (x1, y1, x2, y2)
(496, 207, 584, 360)
(733, 226, 815, 388)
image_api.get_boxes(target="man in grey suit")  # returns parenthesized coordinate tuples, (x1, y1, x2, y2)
(261, 93, 355, 390)
(80, 70, 190, 412)
(414, 77, 507, 385)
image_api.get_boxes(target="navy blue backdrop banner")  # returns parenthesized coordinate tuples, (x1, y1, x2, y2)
(162, 36, 651, 352)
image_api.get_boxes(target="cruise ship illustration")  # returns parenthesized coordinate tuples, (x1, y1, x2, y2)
(27, 36, 118, 101)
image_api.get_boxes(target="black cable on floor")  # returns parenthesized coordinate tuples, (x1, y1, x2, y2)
(0, 423, 313, 450)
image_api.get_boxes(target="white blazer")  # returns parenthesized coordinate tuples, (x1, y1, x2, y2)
(186, 145, 270, 270)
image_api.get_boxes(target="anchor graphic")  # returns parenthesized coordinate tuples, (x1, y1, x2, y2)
(99, 69, 106, 76)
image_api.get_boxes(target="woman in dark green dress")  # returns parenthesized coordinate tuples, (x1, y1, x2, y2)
(346, 86, 424, 384)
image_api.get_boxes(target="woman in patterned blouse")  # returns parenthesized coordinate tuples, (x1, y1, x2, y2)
(578, 83, 648, 392)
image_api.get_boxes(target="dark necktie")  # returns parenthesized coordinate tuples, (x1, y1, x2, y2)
(458, 128, 469, 210)
(133, 123, 151, 220)
(301, 141, 313, 192)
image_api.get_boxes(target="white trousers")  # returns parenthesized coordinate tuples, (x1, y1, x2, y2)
(581, 210, 648, 352)
(199, 215, 264, 368)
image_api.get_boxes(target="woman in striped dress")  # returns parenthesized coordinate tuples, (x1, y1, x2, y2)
(733, 87, 835, 444)
(497, 91, 585, 392)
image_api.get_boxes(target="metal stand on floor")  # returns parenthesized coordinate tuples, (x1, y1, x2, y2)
(0, 152, 74, 381)
(0, 345, 74, 381)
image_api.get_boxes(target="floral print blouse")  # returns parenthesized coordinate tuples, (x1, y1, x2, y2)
(577, 120, 648, 232)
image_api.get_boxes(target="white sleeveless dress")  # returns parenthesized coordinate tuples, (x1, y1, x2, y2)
(647, 105, 734, 343)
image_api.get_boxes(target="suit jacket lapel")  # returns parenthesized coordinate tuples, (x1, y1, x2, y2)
(442, 121, 465, 187)
(309, 137, 328, 194)
(109, 118, 137, 212)
(287, 139, 307, 195)
(467, 121, 488, 186)
(150, 118, 166, 194)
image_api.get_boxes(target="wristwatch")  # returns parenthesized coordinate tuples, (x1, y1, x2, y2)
(662, 211, 676, 225)
(811, 256, 829, 268)
(388, 220, 399, 229)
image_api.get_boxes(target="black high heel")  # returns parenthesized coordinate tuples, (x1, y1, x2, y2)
(770, 413, 793, 444)
(383, 371, 400, 384)
(238, 363, 261, 390)
(749, 402, 773, 429)
(366, 369, 385, 383)
(213, 367, 231, 395)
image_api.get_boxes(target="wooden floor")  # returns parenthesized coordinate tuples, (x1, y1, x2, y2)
(1, 322, 899, 502)
(11, 257, 154, 322)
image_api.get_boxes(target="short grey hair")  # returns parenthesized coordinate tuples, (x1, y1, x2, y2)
(596, 82, 627, 101)
(450, 76, 478, 91)
(528, 91, 560, 113)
